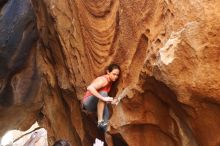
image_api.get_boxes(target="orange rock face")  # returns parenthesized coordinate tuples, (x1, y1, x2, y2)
(1, 0, 220, 146)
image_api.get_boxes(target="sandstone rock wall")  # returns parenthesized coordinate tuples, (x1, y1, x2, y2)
(1, 0, 220, 146)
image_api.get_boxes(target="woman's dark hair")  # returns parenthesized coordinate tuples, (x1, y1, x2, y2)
(53, 139, 70, 146)
(107, 64, 120, 72)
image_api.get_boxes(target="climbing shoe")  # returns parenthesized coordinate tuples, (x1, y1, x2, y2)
(97, 120, 108, 129)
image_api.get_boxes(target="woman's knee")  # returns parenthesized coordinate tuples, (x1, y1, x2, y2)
(99, 91, 108, 97)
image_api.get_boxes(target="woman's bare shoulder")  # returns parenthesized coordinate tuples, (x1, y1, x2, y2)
(92, 76, 108, 85)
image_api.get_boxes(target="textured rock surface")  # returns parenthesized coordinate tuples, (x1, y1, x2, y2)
(1, 0, 220, 146)
(0, 0, 40, 136)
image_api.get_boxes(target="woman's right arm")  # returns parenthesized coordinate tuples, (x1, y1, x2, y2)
(87, 77, 113, 102)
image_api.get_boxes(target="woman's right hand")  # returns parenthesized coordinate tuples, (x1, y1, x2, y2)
(102, 96, 113, 102)
(111, 98, 119, 105)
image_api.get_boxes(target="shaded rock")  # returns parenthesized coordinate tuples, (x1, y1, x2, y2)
(1, 0, 220, 146)
(0, 0, 40, 136)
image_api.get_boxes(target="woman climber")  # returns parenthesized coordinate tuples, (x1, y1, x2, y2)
(81, 64, 120, 130)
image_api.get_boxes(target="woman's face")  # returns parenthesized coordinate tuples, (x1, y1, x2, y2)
(107, 69, 120, 82)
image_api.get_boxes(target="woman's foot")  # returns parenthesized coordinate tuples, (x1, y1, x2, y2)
(97, 120, 108, 129)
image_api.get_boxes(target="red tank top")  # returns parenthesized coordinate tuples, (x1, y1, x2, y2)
(83, 75, 112, 99)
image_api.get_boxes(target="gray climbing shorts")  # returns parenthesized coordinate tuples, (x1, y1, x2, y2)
(82, 91, 110, 121)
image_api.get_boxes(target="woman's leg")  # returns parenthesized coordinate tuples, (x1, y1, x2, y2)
(97, 92, 108, 122)
(97, 100, 106, 122)
(82, 95, 98, 112)
(103, 105, 110, 122)
(98, 103, 109, 131)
